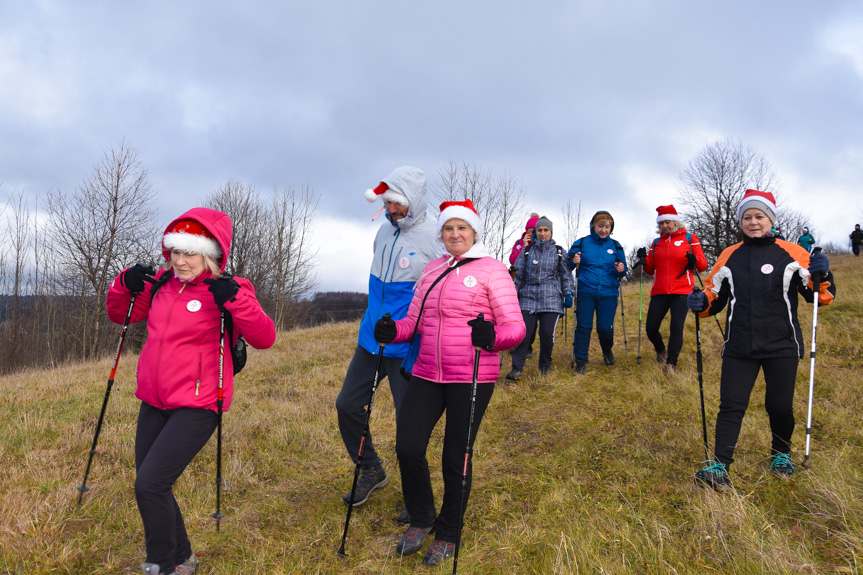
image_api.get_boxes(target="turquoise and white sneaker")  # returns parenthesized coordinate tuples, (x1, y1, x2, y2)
(769, 453, 795, 478)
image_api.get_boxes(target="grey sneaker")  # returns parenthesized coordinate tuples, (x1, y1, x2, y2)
(770, 453, 795, 478)
(423, 539, 455, 566)
(141, 563, 168, 575)
(505, 369, 522, 381)
(574, 360, 587, 375)
(603, 350, 615, 365)
(174, 553, 199, 575)
(342, 464, 388, 507)
(695, 461, 731, 491)
(396, 525, 432, 556)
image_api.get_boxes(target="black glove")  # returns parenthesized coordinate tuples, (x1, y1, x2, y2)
(808, 252, 829, 275)
(467, 314, 495, 351)
(636, 247, 647, 260)
(204, 275, 240, 308)
(374, 313, 397, 344)
(122, 263, 156, 293)
(685, 252, 697, 271)
(687, 290, 708, 313)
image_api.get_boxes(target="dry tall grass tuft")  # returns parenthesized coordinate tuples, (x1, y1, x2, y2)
(1, 255, 861, 573)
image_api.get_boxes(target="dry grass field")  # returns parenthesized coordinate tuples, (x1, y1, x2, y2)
(1, 255, 861, 574)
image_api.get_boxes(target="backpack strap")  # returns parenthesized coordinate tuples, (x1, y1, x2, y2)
(409, 258, 476, 340)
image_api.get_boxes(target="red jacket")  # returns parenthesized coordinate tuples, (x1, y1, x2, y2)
(106, 208, 276, 413)
(643, 227, 708, 296)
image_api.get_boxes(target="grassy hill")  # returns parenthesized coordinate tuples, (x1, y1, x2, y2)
(1, 255, 861, 574)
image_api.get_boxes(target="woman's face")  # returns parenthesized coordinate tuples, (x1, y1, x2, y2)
(442, 218, 476, 256)
(742, 208, 772, 238)
(658, 220, 676, 234)
(171, 250, 206, 281)
(536, 226, 552, 241)
(594, 220, 613, 238)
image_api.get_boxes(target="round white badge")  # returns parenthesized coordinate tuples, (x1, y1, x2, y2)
(674, 240, 684, 247)
(533, 260, 539, 264)
(761, 264, 774, 274)
(463, 276, 477, 288)
(399, 257, 410, 269)
(607, 248, 614, 254)
(187, 300, 202, 312)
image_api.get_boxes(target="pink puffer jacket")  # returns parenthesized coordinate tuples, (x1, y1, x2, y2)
(393, 255, 525, 383)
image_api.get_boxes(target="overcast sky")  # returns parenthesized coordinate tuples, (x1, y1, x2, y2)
(2, 2, 862, 293)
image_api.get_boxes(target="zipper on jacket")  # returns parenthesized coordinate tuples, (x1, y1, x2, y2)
(195, 353, 202, 396)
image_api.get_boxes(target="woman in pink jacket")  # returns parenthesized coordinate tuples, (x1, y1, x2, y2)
(374, 199, 525, 566)
(106, 208, 276, 575)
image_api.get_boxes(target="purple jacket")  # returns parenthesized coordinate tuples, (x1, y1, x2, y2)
(392, 255, 525, 383)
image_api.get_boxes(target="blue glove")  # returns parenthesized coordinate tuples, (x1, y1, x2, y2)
(687, 290, 708, 313)
(563, 293, 573, 308)
(808, 252, 829, 274)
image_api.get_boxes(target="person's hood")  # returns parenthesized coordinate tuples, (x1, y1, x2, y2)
(380, 166, 428, 230)
(589, 210, 615, 234)
(162, 207, 232, 272)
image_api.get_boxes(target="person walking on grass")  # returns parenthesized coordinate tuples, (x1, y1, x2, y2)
(687, 189, 835, 491)
(106, 208, 276, 575)
(567, 211, 627, 375)
(507, 213, 540, 356)
(797, 226, 815, 253)
(638, 205, 707, 373)
(850, 224, 863, 257)
(506, 216, 574, 380)
(335, 167, 439, 521)
(374, 199, 525, 566)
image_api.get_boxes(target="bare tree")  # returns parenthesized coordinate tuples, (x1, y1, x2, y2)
(435, 159, 527, 261)
(269, 185, 319, 329)
(560, 199, 585, 250)
(677, 139, 778, 261)
(47, 140, 159, 360)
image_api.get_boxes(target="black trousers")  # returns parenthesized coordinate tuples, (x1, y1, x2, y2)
(512, 311, 559, 372)
(645, 294, 689, 365)
(335, 346, 410, 468)
(135, 403, 217, 572)
(396, 377, 494, 543)
(714, 356, 798, 466)
(853, 243, 860, 256)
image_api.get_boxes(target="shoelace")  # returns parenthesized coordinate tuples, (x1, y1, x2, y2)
(770, 453, 795, 472)
(700, 460, 728, 477)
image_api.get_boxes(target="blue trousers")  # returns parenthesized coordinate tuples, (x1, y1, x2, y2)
(573, 292, 618, 361)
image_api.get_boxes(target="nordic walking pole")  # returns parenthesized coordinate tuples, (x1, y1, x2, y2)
(692, 287, 709, 461)
(338, 333, 388, 557)
(212, 309, 226, 531)
(571, 263, 579, 366)
(77, 291, 138, 505)
(453, 313, 483, 575)
(616, 258, 628, 361)
(633, 257, 645, 365)
(804, 248, 823, 468)
(692, 267, 725, 340)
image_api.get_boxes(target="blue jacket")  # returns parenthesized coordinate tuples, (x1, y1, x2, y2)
(567, 232, 627, 298)
(358, 167, 439, 358)
(514, 239, 574, 314)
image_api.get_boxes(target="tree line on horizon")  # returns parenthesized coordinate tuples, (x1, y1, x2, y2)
(0, 138, 835, 375)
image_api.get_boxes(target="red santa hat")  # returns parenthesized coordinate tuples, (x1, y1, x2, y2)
(656, 204, 681, 224)
(435, 199, 484, 242)
(364, 181, 409, 207)
(162, 219, 222, 260)
(737, 189, 777, 224)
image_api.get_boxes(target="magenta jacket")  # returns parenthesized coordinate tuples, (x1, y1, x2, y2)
(393, 255, 526, 383)
(106, 208, 276, 413)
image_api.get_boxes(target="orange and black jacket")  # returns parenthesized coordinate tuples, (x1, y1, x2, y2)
(700, 236, 835, 359)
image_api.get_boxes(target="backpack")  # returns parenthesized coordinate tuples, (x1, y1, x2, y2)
(150, 271, 247, 375)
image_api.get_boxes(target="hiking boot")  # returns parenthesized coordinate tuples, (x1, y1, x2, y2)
(396, 507, 411, 525)
(174, 553, 199, 575)
(141, 563, 168, 575)
(395, 525, 432, 556)
(695, 461, 731, 491)
(423, 539, 456, 567)
(539, 367, 550, 376)
(663, 363, 676, 374)
(342, 464, 388, 507)
(656, 350, 668, 365)
(526, 347, 534, 359)
(505, 369, 522, 381)
(574, 360, 587, 375)
(770, 453, 795, 478)
(603, 350, 615, 365)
